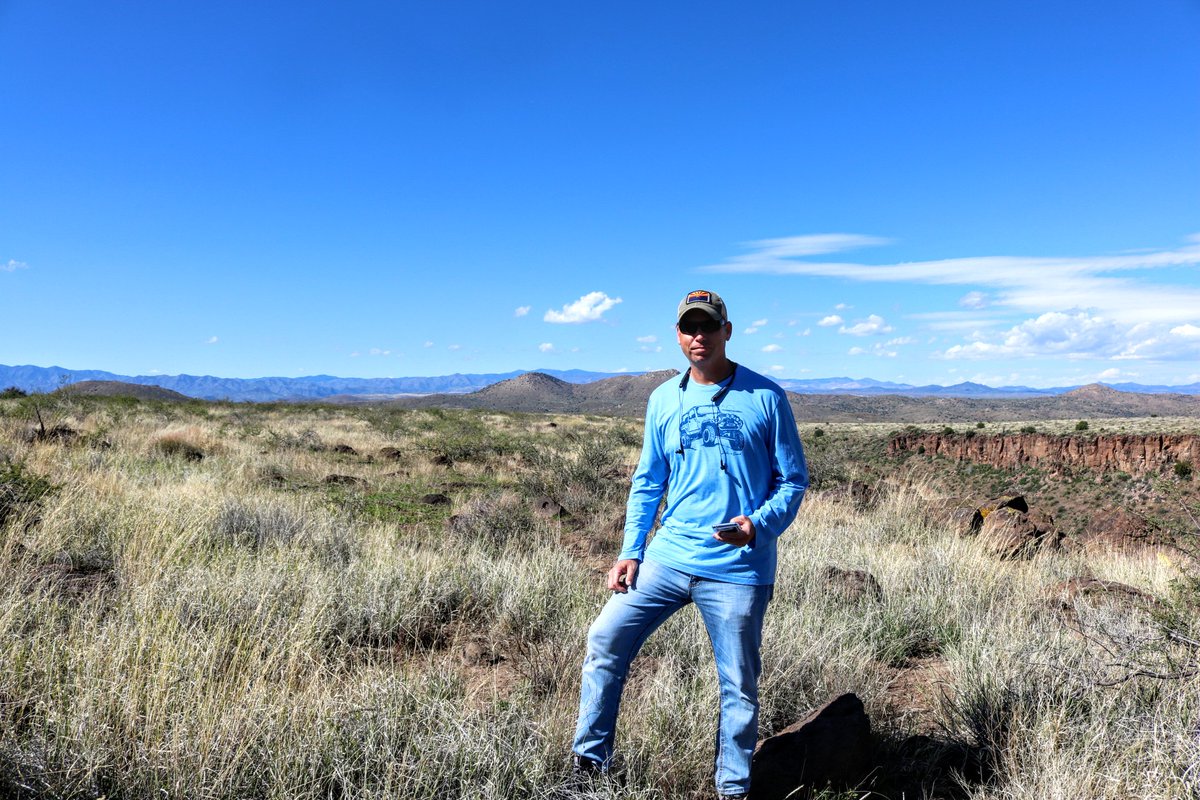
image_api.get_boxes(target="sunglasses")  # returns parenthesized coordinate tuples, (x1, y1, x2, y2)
(678, 318, 725, 335)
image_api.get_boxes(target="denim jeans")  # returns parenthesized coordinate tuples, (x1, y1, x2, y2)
(572, 559, 773, 796)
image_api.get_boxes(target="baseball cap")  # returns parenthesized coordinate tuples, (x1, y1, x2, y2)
(677, 289, 727, 323)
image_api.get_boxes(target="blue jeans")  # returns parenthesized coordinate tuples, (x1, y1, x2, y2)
(572, 559, 773, 796)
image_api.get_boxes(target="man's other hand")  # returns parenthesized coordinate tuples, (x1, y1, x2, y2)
(607, 559, 640, 592)
(714, 515, 755, 547)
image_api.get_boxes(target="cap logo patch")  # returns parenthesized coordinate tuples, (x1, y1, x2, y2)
(686, 290, 712, 304)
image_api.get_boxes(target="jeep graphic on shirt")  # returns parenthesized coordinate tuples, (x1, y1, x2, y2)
(678, 405, 746, 452)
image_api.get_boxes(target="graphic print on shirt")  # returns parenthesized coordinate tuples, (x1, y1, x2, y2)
(678, 404, 746, 452)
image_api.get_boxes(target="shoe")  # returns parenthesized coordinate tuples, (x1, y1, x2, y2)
(717, 793, 748, 799)
(571, 753, 604, 777)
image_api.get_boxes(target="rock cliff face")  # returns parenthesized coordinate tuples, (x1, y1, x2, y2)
(888, 432, 1200, 476)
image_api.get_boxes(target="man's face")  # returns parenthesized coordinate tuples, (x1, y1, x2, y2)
(677, 308, 732, 369)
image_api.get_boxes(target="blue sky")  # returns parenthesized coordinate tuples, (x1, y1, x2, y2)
(3, 1, 1198, 387)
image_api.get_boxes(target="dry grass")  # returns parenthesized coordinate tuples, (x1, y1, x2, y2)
(0, 395, 1196, 799)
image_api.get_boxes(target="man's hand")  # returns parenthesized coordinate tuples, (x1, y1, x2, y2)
(713, 515, 755, 547)
(607, 559, 640, 592)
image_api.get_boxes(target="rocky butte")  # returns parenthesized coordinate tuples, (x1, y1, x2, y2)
(888, 432, 1200, 477)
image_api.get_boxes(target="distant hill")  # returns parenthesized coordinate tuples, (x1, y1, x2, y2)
(56, 380, 191, 402)
(387, 369, 679, 414)
(4, 363, 1200, 407)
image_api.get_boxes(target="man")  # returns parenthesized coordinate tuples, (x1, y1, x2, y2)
(571, 289, 809, 799)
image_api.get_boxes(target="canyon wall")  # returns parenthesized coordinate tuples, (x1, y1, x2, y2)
(888, 432, 1200, 476)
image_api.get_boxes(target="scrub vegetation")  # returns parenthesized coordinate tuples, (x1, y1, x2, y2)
(0, 393, 1196, 799)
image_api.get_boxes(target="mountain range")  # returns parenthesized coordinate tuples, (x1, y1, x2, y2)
(3, 363, 1200, 403)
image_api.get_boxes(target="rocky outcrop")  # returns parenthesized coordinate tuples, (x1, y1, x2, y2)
(751, 693, 873, 799)
(890, 432, 1200, 476)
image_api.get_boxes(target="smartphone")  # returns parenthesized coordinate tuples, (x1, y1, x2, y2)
(713, 522, 740, 534)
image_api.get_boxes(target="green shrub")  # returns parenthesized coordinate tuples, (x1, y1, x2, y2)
(976, 422, 985, 429)
(1020, 425, 1037, 434)
(941, 426, 955, 436)
(813, 428, 825, 438)
(1075, 420, 1089, 431)
(0, 460, 55, 527)
(0, 386, 27, 399)
(1174, 460, 1193, 480)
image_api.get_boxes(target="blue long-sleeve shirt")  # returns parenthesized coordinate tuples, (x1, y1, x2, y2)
(618, 367, 808, 585)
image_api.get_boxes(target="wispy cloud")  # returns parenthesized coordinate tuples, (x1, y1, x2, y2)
(817, 315, 843, 327)
(762, 344, 782, 353)
(545, 291, 622, 323)
(204, 336, 219, 345)
(368, 347, 391, 356)
(3, 259, 28, 272)
(636, 335, 657, 343)
(514, 305, 531, 317)
(701, 233, 1200, 324)
(538, 342, 555, 353)
(959, 291, 988, 309)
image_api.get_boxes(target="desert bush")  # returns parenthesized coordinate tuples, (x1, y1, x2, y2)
(1174, 459, 1193, 480)
(0, 460, 54, 528)
(521, 434, 629, 514)
(1075, 420, 1090, 431)
(0, 386, 26, 399)
(155, 433, 205, 461)
(446, 491, 539, 553)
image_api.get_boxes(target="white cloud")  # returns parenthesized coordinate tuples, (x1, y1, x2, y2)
(423, 341, 434, 348)
(538, 342, 555, 353)
(766, 365, 786, 374)
(369, 347, 391, 356)
(835, 303, 852, 310)
(514, 305, 531, 317)
(638, 345, 662, 353)
(751, 318, 768, 327)
(761, 344, 782, 353)
(544, 291, 622, 323)
(817, 315, 843, 327)
(204, 336, 219, 345)
(934, 311, 1200, 362)
(886, 336, 916, 346)
(848, 346, 867, 356)
(799, 328, 811, 337)
(636, 334, 658, 343)
(3, 259, 28, 272)
(838, 314, 893, 336)
(447, 344, 462, 351)
(744, 326, 760, 334)
(959, 291, 988, 309)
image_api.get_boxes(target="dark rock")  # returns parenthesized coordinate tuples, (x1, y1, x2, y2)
(751, 693, 873, 800)
(981, 494, 1029, 514)
(950, 507, 984, 537)
(420, 493, 451, 506)
(332, 444, 359, 456)
(1068, 508, 1166, 554)
(978, 507, 1059, 559)
(821, 566, 884, 603)
(1046, 577, 1158, 615)
(533, 496, 566, 519)
(379, 446, 404, 461)
(430, 454, 453, 466)
(323, 474, 366, 487)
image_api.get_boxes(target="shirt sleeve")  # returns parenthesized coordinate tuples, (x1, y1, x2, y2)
(618, 394, 670, 561)
(747, 393, 808, 541)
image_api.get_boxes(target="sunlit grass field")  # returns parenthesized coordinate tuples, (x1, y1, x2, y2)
(0, 395, 1196, 799)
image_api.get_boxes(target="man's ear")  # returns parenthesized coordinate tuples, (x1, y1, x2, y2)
(725, 322, 733, 341)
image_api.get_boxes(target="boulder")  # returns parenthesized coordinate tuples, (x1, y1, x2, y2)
(950, 507, 983, 537)
(332, 444, 359, 456)
(1069, 508, 1164, 554)
(323, 474, 366, 487)
(378, 446, 404, 461)
(827, 480, 877, 509)
(420, 493, 451, 506)
(820, 566, 884, 603)
(532, 496, 566, 519)
(751, 693, 873, 800)
(978, 507, 1059, 559)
